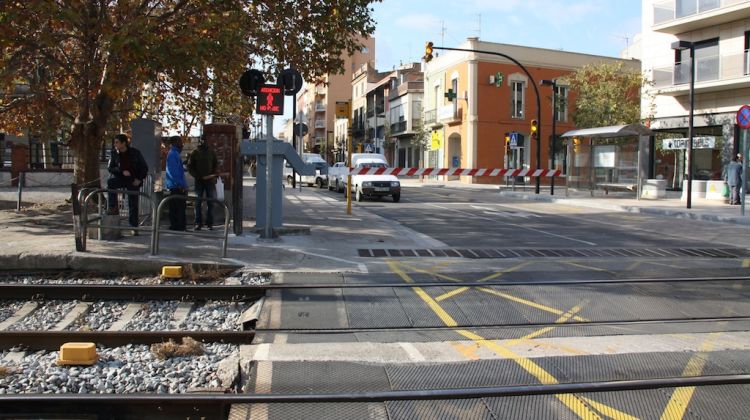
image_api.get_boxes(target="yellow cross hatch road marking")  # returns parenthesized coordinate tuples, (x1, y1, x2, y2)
(477, 287, 590, 322)
(660, 335, 720, 420)
(436, 287, 470, 302)
(387, 261, 635, 420)
(742, 259, 750, 268)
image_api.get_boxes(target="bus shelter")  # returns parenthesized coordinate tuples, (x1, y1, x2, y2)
(561, 124, 654, 199)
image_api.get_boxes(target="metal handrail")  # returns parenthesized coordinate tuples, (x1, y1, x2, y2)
(150, 194, 230, 258)
(80, 189, 154, 252)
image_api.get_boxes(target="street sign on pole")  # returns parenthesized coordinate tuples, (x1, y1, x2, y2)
(737, 104, 750, 129)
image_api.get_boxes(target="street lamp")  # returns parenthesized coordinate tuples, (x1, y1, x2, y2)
(541, 79, 557, 196)
(672, 40, 695, 209)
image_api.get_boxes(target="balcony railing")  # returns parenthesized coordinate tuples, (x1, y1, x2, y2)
(314, 120, 325, 129)
(391, 120, 407, 134)
(315, 103, 326, 112)
(424, 109, 437, 125)
(653, 0, 746, 24)
(651, 51, 750, 89)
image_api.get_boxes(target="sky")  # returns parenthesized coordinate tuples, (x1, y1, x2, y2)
(274, 0, 642, 136)
(372, 0, 642, 69)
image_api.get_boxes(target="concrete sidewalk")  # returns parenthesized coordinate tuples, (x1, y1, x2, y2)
(1, 176, 749, 274)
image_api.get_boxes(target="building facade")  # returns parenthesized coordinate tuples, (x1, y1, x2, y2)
(642, 0, 750, 188)
(423, 37, 638, 183)
(297, 38, 375, 163)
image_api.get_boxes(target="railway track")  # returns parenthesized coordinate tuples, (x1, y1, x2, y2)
(1, 274, 749, 419)
(0, 283, 267, 350)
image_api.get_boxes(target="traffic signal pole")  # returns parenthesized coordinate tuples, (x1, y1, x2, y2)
(426, 45, 542, 194)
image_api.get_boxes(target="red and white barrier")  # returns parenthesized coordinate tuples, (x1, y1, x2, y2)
(347, 167, 563, 177)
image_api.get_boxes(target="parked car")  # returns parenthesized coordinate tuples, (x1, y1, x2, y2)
(327, 162, 348, 192)
(285, 153, 328, 188)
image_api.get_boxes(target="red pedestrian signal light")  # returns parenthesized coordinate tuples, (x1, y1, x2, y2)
(424, 42, 434, 63)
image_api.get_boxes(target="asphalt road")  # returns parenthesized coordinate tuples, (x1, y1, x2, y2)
(313, 184, 750, 251)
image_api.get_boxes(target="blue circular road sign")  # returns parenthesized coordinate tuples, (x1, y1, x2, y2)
(737, 105, 750, 129)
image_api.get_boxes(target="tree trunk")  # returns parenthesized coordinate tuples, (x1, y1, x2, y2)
(70, 122, 104, 188)
(70, 92, 114, 187)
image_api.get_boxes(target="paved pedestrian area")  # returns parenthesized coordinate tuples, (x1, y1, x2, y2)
(1, 177, 750, 273)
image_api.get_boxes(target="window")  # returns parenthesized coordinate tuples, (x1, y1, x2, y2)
(674, 37, 719, 84)
(451, 78, 458, 117)
(511, 81, 525, 119)
(694, 38, 719, 82)
(745, 31, 750, 75)
(555, 85, 568, 123)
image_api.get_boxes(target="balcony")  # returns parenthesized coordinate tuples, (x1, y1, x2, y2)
(391, 120, 407, 134)
(438, 105, 462, 124)
(651, 50, 750, 94)
(424, 109, 437, 125)
(653, 0, 750, 34)
(314, 120, 326, 129)
(315, 103, 326, 113)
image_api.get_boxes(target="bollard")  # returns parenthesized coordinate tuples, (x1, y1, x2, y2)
(16, 172, 24, 211)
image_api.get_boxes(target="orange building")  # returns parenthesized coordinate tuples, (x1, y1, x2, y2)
(423, 38, 639, 184)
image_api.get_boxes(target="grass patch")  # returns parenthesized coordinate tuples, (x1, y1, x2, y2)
(150, 336, 205, 360)
(178, 264, 229, 284)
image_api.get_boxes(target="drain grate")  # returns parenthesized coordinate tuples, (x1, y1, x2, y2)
(357, 247, 750, 259)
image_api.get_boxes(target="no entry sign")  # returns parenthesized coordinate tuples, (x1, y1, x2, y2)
(737, 105, 750, 129)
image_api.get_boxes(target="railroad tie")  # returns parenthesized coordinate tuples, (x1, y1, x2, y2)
(0, 302, 39, 331)
(53, 302, 92, 331)
(169, 302, 195, 330)
(107, 303, 143, 331)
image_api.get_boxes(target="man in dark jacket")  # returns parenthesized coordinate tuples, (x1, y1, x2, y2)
(726, 153, 743, 205)
(107, 133, 148, 228)
(186, 134, 218, 230)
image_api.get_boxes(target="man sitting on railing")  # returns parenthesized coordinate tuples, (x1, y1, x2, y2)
(106, 134, 148, 229)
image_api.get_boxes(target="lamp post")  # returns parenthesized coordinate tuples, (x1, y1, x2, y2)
(672, 40, 695, 209)
(541, 79, 557, 196)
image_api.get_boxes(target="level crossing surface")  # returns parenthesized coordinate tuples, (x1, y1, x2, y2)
(230, 268, 750, 419)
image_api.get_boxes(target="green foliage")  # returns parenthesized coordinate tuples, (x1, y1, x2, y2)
(0, 0, 380, 183)
(566, 62, 650, 129)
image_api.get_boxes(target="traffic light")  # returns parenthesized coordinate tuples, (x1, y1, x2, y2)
(504, 133, 510, 145)
(423, 42, 434, 63)
(530, 119, 538, 137)
(573, 137, 580, 153)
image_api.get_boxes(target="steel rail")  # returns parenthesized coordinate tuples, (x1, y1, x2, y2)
(0, 331, 255, 350)
(2, 276, 749, 297)
(258, 316, 750, 335)
(0, 374, 747, 404)
(207, 275, 750, 289)
(0, 284, 267, 301)
(258, 315, 750, 334)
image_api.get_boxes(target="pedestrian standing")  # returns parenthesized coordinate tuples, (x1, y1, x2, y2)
(725, 153, 743, 205)
(187, 134, 218, 230)
(165, 135, 188, 230)
(107, 133, 148, 230)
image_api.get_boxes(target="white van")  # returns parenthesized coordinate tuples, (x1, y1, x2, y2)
(285, 153, 328, 188)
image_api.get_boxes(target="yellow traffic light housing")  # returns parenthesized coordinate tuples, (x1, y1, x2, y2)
(530, 119, 538, 134)
(504, 133, 510, 145)
(424, 42, 434, 63)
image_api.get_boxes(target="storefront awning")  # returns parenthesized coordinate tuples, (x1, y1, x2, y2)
(561, 124, 653, 139)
